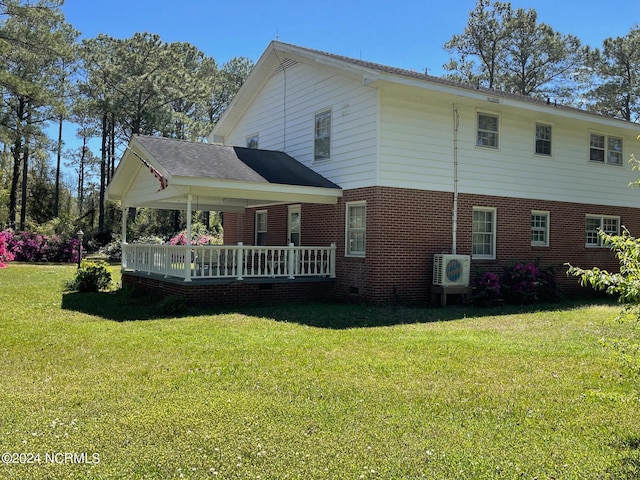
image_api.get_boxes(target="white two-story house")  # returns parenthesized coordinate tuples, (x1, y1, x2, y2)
(109, 41, 640, 304)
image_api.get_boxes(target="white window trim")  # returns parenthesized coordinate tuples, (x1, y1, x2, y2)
(313, 109, 332, 162)
(589, 131, 623, 166)
(345, 201, 366, 258)
(534, 122, 552, 157)
(255, 210, 267, 246)
(472, 206, 497, 260)
(531, 210, 550, 247)
(476, 112, 500, 149)
(585, 214, 620, 248)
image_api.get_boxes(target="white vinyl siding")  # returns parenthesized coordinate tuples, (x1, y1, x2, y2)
(472, 207, 496, 259)
(222, 61, 378, 190)
(346, 201, 366, 257)
(585, 214, 620, 247)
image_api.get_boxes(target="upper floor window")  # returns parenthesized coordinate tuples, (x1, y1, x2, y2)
(585, 214, 620, 247)
(246, 134, 259, 149)
(346, 201, 366, 257)
(477, 113, 499, 148)
(472, 207, 496, 259)
(590, 133, 623, 166)
(531, 211, 549, 246)
(255, 210, 267, 246)
(535, 124, 552, 156)
(314, 110, 331, 161)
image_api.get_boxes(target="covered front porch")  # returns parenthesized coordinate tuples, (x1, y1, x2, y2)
(108, 135, 343, 296)
(122, 242, 336, 282)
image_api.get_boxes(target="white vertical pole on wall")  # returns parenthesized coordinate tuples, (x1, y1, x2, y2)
(184, 194, 193, 282)
(236, 242, 244, 280)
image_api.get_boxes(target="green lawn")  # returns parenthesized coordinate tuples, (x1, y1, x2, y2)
(0, 264, 638, 479)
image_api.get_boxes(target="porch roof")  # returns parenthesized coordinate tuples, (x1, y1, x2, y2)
(107, 135, 342, 211)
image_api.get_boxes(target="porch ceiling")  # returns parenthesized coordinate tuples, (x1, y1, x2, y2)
(107, 135, 342, 211)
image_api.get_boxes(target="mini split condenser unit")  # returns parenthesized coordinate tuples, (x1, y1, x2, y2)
(433, 254, 471, 287)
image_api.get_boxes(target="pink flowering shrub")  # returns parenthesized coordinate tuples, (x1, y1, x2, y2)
(0, 231, 14, 268)
(473, 271, 501, 306)
(169, 231, 218, 246)
(473, 260, 560, 306)
(3, 230, 79, 263)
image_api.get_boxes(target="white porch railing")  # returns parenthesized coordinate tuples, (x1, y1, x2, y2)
(122, 242, 336, 282)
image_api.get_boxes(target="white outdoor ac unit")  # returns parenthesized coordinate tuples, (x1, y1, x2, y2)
(433, 254, 471, 287)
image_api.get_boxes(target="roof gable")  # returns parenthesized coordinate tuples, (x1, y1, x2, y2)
(211, 41, 638, 142)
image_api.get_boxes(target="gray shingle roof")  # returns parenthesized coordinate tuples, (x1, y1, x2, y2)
(134, 135, 340, 189)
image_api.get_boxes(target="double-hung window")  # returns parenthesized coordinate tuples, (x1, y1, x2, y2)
(531, 211, 549, 246)
(585, 214, 620, 247)
(472, 207, 496, 259)
(477, 113, 499, 148)
(255, 210, 267, 246)
(246, 134, 259, 149)
(535, 124, 552, 156)
(314, 110, 331, 161)
(590, 133, 623, 165)
(346, 201, 366, 257)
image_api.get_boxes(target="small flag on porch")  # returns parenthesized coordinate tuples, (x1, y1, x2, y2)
(149, 165, 168, 190)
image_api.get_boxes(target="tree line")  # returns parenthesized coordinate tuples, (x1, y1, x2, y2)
(0, 0, 252, 244)
(443, 0, 640, 121)
(0, 0, 638, 247)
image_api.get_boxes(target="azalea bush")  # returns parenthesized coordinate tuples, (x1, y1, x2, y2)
(2, 230, 79, 263)
(473, 261, 560, 306)
(473, 270, 501, 305)
(0, 230, 14, 268)
(169, 223, 223, 246)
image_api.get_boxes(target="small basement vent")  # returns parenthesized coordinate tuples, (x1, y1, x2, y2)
(433, 254, 470, 287)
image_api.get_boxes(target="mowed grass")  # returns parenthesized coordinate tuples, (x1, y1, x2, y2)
(0, 264, 639, 479)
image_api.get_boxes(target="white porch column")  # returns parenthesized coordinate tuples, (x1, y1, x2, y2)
(121, 206, 127, 244)
(121, 206, 128, 270)
(184, 194, 193, 282)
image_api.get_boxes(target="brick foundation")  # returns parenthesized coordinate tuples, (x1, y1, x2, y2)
(122, 272, 335, 306)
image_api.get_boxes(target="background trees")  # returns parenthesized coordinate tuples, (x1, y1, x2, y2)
(0, 1, 252, 245)
(0, 0, 637, 248)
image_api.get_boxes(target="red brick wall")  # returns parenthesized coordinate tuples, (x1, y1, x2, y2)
(122, 273, 334, 306)
(222, 186, 636, 304)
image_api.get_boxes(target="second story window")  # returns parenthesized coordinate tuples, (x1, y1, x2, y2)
(477, 113, 499, 148)
(590, 133, 623, 166)
(314, 110, 331, 161)
(246, 134, 259, 149)
(535, 124, 552, 156)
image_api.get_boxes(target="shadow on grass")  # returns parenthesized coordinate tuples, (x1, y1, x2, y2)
(61, 286, 616, 328)
(61, 288, 168, 322)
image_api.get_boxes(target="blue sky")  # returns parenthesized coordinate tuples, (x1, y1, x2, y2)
(56, 0, 638, 185)
(62, 0, 639, 76)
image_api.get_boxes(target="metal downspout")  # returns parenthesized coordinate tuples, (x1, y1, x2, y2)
(452, 105, 460, 255)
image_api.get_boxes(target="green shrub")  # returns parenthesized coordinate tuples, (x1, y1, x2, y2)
(69, 259, 112, 292)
